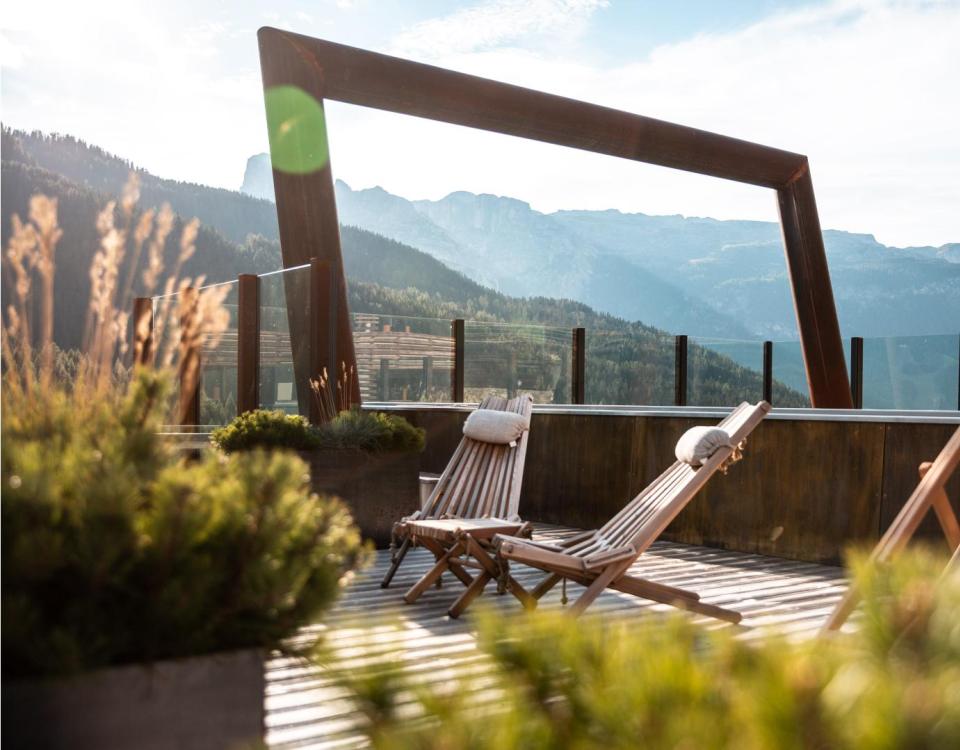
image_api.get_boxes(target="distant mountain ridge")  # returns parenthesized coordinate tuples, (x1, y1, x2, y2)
(4, 127, 809, 407)
(240, 152, 959, 340)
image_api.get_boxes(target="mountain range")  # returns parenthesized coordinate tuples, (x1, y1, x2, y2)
(3, 128, 957, 411)
(243, 153, 960, 342)
(5, 127, 809, 408)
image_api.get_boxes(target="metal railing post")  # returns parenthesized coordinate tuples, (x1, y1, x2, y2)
(762, 340, 773, 405)
(850, 336, 864, 409)
(178, 287, 200, 427)
(572, 327, 586, 404)
(237, 274, 260, 414)
(674, 335, 688, 407)
(452, 319, 465, 402)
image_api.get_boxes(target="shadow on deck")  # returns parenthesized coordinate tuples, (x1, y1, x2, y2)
(265, 524, 847, 749)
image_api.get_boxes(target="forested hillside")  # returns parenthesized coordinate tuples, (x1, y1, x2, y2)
(1, 127, 807, 406)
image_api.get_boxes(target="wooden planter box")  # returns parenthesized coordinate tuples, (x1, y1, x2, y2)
(304, 449, 420, 548)
(2, 648, 264, 750)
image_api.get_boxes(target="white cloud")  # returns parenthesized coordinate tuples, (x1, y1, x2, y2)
(326, 0, 959, 247)
(392, 0, 608, 57)
(1, 0, 956, 247)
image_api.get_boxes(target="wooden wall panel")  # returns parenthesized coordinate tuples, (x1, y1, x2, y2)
(386, 405, 956, 565)
(880, 423, 960, 547)
(521, 413, 636, 529)
(662, 419, 884, 564)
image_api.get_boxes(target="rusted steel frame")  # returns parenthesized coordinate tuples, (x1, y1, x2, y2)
(237, 274, 260, 415)
(309, 258, 340, 423)
(258, 28, 852, 408)
(261, 31, 802, 188)
(777, 170, 853, 407)
(257, 33, 361, 410)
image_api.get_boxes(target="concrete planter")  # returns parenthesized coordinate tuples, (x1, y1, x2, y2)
(304, 448, 420, 548)
(2, 648, 264, 750)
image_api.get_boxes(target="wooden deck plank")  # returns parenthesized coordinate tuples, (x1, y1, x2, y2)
(265, 524, 848, 749)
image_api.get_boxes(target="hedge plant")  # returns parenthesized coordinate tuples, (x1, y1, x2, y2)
(211, 409, 320, 453)
(213, 408, 425, 455)
(1, 371, 369, 679)
(314, 409, 425, 453)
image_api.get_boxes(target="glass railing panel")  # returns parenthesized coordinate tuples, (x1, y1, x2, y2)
(258, 265, 309, 416)
(689, 338, 764, 407)
(197, 280, 238, 427)
(771, 340, 812, 407)
(585, 329, 674, 406)
(862, 334, 959, 410)
(352, 314, 454, 401)
(463, 322, 573, 404)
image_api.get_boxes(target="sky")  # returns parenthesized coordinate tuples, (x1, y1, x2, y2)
(1, 0, 958, 248)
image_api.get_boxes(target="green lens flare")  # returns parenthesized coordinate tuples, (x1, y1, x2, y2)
(264, 85, 330, 174)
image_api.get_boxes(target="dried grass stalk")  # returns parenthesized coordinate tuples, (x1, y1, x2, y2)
(2, 172, 229, 421)
(310, 362, 357, 423)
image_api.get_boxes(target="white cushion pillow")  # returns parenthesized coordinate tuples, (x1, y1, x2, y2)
(463, 409, 530, 446)
(675, 426, 734, 467)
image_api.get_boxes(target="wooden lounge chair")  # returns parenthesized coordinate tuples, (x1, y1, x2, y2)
(821, 425, 960, 634)
(490, 401, 771, 623)
(380, 394, 534, 612)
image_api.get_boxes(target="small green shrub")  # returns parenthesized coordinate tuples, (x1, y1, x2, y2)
(211, 409, 320, 453)
(214, 408, 425, 454)
(2, 372, 370, 679)
(316, 409, 425, 453)
(341, 549, 960, 749)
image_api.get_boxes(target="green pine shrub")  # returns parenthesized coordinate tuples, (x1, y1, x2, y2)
(211, 408, 321, 453)
(342, 548, 960, 749)
(1, 371, 370, 680)
(213, 408, 425, 454)
(315, 409, 425, 453)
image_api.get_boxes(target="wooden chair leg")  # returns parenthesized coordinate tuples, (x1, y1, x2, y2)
(381, 537, 411, 588)
(447, 558, 476, 588)
(613, 575, 701, 603)
(449, 535, 535, 617)
(569, 564, 623, 617)
(532, 573, 562, 600)
(404, 541, 464, 604)
(448, 572, 492, 619)
(820, 586, 859, 634)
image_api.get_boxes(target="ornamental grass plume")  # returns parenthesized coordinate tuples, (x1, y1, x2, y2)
(3, 173, 230, 407)
(2, 175, 370, 680)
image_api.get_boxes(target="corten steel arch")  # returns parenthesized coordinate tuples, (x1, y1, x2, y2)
(257, 28, 853, 409)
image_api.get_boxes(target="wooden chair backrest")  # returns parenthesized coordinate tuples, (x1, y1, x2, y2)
(568, 401, 770, 558)
(422, 393, 534, 520)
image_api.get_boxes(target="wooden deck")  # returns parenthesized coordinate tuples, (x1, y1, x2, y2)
(265, 525, 848, 749)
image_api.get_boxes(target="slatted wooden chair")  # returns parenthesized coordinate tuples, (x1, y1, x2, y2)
(487, 401, 771, 622)
(820, 425, 960, 634)
(380, 394, 534, 614)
